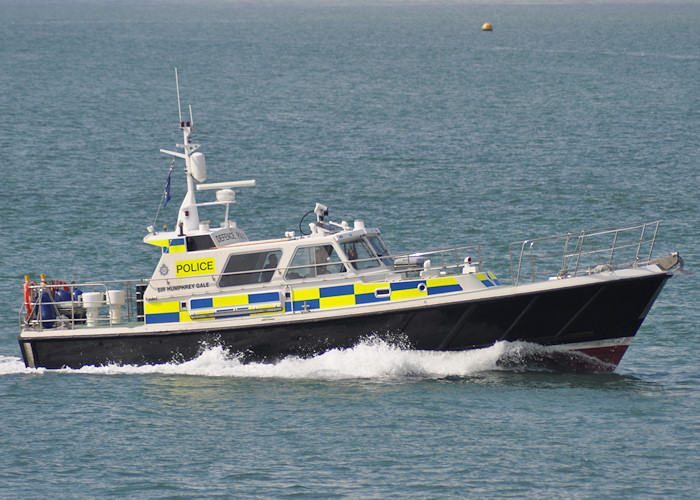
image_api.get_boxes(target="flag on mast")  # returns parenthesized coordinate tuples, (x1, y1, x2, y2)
(163, 159, 175, 208)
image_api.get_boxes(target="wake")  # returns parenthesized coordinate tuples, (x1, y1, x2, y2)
(0, 339, 611, 379)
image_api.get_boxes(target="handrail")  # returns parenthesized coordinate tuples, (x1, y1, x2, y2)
(509, 219, 664, 286)
(390, 244, 483, 276)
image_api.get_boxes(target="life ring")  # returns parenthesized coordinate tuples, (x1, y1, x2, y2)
(24, 278, 34, 321)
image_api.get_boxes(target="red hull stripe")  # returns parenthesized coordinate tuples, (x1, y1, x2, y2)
(575, 344, 629, 366)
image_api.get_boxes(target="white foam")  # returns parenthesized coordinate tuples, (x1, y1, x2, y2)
(0, 355, 45, 375)
(0, 340, 575, 379)
(60, 339, 512, 379)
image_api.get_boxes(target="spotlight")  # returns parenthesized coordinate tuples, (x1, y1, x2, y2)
(314, 203, 329, 221)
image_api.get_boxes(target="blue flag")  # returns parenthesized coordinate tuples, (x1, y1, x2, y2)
(163, 160, 174, 208)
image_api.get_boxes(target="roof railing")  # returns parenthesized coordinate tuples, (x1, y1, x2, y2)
(391, 244, 484, 278)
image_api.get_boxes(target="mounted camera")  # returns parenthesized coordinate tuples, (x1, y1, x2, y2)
(314, 203, 329, 221)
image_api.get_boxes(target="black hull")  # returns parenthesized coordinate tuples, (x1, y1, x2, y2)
(19, 272, 670, 371)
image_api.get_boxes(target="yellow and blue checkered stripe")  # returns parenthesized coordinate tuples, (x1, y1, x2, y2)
(144, 300, 184, 324)
(144, 291, 281, 324)
(144, 275, 501, 324)
(163, 238, 186, 254)
(287, 277, 464, 312)
(145, 238, 187, 253)
(475, 272, 502, 287)
(189, 291, 280, 317)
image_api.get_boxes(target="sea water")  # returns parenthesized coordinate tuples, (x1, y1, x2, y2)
(0, 0, 698, 497)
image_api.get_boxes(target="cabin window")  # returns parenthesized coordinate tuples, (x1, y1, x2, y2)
(367, 236, 393, 266)
(186, 235, 215, 252)
(285, 245, 344, 280)
(341, 240, 380, 270)
(219, 250, 283, 287)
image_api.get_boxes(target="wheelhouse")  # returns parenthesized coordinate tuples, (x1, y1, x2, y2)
(199, 228, 397, 290)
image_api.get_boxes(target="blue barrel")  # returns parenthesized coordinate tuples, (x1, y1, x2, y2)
(54, 289, 71, 302)
(38, 291, 56, 328)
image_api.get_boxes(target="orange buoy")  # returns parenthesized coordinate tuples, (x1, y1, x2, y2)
(482, 22, 493, 31)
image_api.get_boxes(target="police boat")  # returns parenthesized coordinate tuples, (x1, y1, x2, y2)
(17, 91, 686, 372)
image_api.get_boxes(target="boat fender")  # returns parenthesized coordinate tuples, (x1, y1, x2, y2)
(54, 289, 72, 302)
(37, 291, 56, 329)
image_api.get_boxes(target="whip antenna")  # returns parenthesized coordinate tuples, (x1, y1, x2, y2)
(175, 67, 183, 125)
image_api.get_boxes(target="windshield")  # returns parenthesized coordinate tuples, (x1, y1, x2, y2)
(341, 239, 380, 271)
(367, 235, 393, 266)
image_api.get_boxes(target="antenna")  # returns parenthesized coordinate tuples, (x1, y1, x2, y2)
(175, 67, 183, 125)
(189, 104, 194, 129)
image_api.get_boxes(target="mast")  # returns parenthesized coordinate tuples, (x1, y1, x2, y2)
(153, 68, 255, 240)
(160, 68, 202, 235)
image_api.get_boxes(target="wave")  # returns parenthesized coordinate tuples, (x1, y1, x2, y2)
(0, 339, 611, 379)
(0, 354, 44, 375)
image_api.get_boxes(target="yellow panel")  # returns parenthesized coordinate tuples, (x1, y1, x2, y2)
(144, 301, 180, 314)
(391, 288, 426, 301)
(426, 277, 459, 287)
(474, 273, 488, 282)
(175, 257, 216, 277)
(212, 295, 249, 307)
(320, 295, 356, 308)
(145, 239, 170, 248)
(169, 245, 187, 253)
(293, 288, 320, 301)
(354, 283, 388, 294)
(179, 311, 193, 322)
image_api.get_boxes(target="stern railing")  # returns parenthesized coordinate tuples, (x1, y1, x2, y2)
(20, 279, 148, 331)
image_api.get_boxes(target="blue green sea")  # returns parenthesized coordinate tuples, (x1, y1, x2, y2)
(1, 0, 698, 497)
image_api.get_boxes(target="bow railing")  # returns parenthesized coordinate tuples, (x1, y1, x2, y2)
(509, 219, 664, 286)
